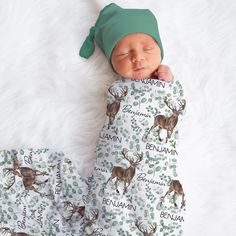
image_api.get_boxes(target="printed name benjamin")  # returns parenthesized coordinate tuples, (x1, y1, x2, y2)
(146, 143, 178, 156)
(99, 133, 122, 143)
(55, 159, 62, 194)
(102, 198, 136, 211)
(160, 211, 184, 223)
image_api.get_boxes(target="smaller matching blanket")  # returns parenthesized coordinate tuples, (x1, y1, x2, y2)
(0, 149, 87, 236)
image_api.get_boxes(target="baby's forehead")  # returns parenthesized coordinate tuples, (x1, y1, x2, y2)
(114, 33, 158, 49)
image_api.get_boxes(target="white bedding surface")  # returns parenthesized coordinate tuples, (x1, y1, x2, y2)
(0, 0, 235, 235)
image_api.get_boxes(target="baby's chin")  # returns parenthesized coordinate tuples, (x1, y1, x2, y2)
(124, 70, 152, 80)
(130, 74, 152, 80)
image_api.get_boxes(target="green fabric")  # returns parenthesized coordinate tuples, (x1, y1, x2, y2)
(79, 3, 164, 61)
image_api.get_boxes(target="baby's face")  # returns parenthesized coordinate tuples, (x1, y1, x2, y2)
(111, 33, 161, 79)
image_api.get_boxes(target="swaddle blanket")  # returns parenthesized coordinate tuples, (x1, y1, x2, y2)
(0, 78, 186, 236)
(83, 78, 186, 236)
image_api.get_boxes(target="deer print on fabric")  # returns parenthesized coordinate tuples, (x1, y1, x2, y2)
(106, 86, 128, 129)
(84, 209, 99, 228)
(3, 153, 49, 196)
(62, 201, 85, 222)
(146, 97, 186, 143)
(106, 149, 143, 194)
(0, 227, 34, 236)
(135, 221, 157, 236)
(162, 180, 185, 208)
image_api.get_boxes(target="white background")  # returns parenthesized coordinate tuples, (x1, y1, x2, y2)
(0, 0, 236, 235)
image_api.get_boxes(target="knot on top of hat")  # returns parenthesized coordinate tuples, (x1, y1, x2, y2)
(79, 26, 95, 59)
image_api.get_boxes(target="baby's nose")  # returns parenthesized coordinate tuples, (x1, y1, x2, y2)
(131, 51, 144, 63)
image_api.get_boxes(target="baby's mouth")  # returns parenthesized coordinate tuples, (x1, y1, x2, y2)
(134, 66, 145, 71)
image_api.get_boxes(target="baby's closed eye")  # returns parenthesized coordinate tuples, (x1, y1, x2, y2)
(144, 47, 154, 50)
(143, 47, 155, 53)
(116, 52, 129, 56)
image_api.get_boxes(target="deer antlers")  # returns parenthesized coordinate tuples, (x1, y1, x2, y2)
(63, 200, 73, 207)
(108, 86, 128, 100)
(133, 152, 144, 164)
(3, 168, 16, 190)
(85, 209, 99, 227)
(0, 227, 33, 236)
(121, 149, 130, 161)
(62, 201, 85, 222)
(164, 97, 186, 113)
(135, 221, 157, 235)
(121, 149, 143, 164)
(0, 227, 11, 234)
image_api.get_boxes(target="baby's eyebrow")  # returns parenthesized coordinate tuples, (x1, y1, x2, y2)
(115, 44, 128, 50)
(141, 40, 156, 45)
(115, 47, 129, 54)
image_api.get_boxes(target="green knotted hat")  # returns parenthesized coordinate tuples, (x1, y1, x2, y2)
(79, 3, 164, 61)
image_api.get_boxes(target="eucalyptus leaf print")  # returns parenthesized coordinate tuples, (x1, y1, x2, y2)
(0, 149, 88, 235)
(86, 78, 186, 235)
(0, 78, 187, 235)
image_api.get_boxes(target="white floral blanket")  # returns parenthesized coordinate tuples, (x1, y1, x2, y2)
(83, 78, 186, 235)
(0, 78, 186, 236)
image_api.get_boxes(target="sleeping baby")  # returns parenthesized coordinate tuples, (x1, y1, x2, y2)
(0, 3, 186, 236)
(79, 3, 186, 236)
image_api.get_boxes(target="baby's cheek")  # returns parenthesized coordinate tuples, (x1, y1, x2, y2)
(150, 60, 161, 72)
(122, 61, 132, 72)
(119, 62, 133, 77)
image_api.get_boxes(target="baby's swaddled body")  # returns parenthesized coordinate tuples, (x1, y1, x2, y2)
(84, 78, 186, 236)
